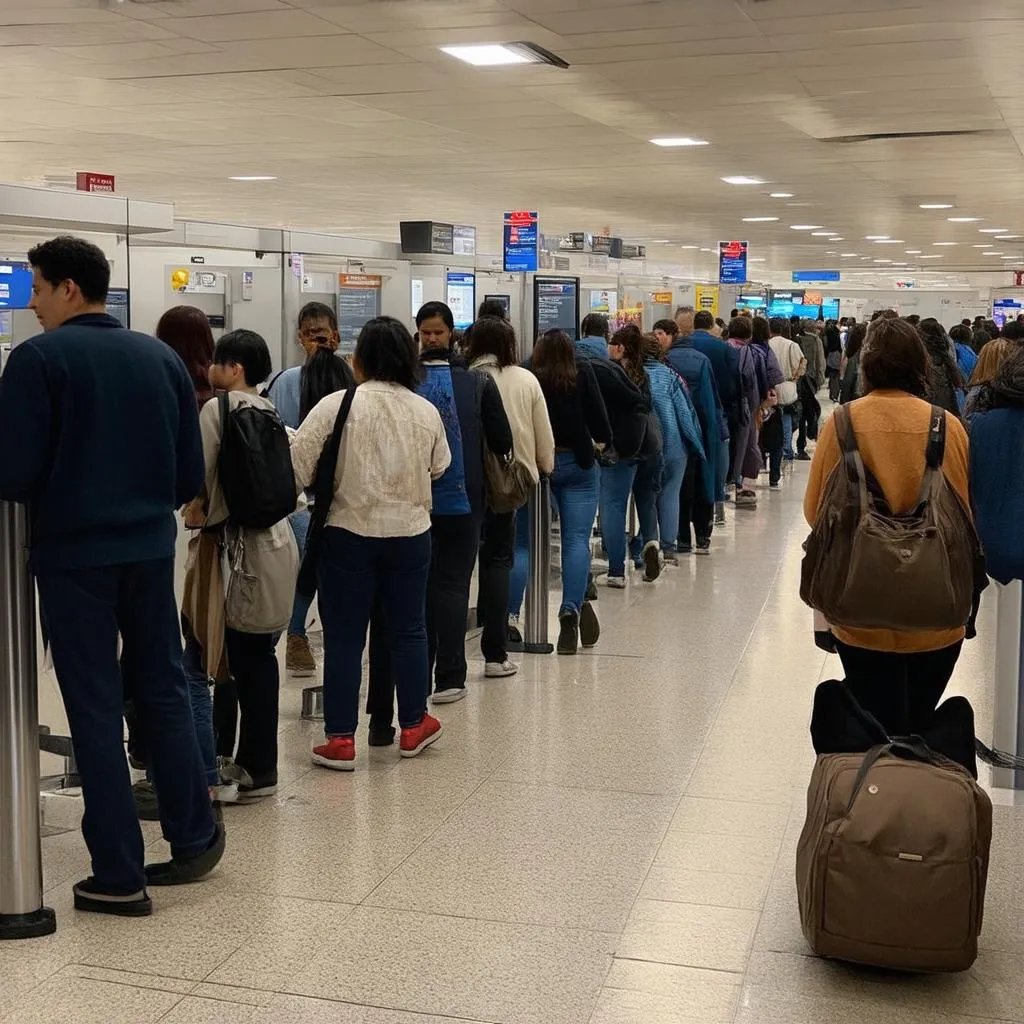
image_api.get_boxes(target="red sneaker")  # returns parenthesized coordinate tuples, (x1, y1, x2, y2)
(312, 735, 355, 771)
(400, 714, 442, 758)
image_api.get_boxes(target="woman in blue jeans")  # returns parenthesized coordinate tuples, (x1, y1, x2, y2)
(290, 317, 452, 770)
(520, 329, 611, 653)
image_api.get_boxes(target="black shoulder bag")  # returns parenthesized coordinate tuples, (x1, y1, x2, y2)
(296, 386, 357, 598)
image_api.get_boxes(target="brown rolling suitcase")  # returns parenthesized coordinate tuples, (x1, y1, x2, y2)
(796, 740, 992, 972)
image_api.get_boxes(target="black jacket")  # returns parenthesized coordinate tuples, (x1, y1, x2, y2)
(539, 358, 612, 469)
(421, 347, 512, 518)
(574, 350, 649, 459)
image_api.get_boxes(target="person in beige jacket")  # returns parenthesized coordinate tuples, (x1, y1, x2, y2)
(466, 316, 555, 676)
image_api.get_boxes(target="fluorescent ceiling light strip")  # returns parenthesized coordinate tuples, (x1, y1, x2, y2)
(650, 137, 709, 147)
(722, 176, 765, 185)
(440, 44, 532, 65)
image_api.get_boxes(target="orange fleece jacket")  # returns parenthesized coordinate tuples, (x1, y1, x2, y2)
(803, 390, 971, 653)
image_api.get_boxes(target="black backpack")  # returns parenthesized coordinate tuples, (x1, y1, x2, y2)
(217, 393, 297, 529)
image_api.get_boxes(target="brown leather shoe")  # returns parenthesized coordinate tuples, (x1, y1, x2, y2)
(286, 634, 316, 677)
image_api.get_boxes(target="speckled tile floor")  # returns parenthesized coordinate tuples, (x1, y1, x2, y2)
(10, 457, 1024, 1024)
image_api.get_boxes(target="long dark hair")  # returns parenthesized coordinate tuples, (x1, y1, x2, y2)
(532, 329, 577, 395)
(300, 348, 355, 423)
(845, 322, 867, 361)
(611, 324, 646, 387)
(354, 316, 421, 391)
(155, 305, 215, 406)
(465, 315, 518, 368)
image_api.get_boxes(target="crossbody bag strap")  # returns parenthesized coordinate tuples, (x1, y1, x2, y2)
(833, 405, 870, 513)
(916, 404, 947, 507)
(310, 386, 358, 524)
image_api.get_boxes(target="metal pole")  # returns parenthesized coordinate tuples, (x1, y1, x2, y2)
(523, 477, 554, 655)
(0, 501, 55, 939)
(992, 579, 1024, 790)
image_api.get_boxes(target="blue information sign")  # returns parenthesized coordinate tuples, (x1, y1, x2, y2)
(718, 241, 748, 285)
(0, 262, 34, 309)
(792, 270, 840, 283)
(504, 211, 539, 272)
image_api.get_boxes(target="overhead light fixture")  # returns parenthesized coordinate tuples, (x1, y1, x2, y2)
(874, 239, 904, 244)
(749, 257, 766, 262)
(840, 252, 858, 257)
(650, 239, 671, 243)
(983, 251, 1004, 256)
(892, 261, 908, 265)
(920, 254, 943, 259)
(979, 228, 1008, 233)
(790, 224, 822, 230)
(650, 137, 709, 147)
(1001, 256, 1018, 260)
(919, 203, 954, 209)
(229, 175, 277, 181)
(679, 245, 700, 249)
(972, 244, 989, 248)
(769, 192, 794, 198)
(828, 236, 845, 240)
(947, 216, 980, 222)
(995, 235, 1022, 240)
(742, 216, 778, 222)
(873, 259, 892, 263)
(722, 176, 766, 185)
(865, 235, 889, 240)
(932, 242, 958, 246)
(439, 42, 569, 67)
(810, 231, 834, 236)
(905, 249, 923, 254)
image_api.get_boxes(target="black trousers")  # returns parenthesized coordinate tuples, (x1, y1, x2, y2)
(477, 508, 515, 663)
(36, 557, 215, 893)
(212, 627, 280, 781)
(678, 455, 713, 547)
(835, 639, 963, 737)
(365, 513, 479, 725)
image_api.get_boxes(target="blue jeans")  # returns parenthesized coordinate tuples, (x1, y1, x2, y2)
(317, 527, 430, 737)
(717, 438, 730, 502)
(782, 408, 795, 460)
(628, 455, 663, 564)
(509, 505, 531, 619)
(177, 619, 218, 787)
(600, 461, 638, 577)
(37, 557, 216, 894)
(288, 508, 313, 636)
(657, 453, 687, 555)
(552, 454, 599, 613)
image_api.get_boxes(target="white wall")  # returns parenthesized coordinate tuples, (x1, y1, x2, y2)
(831, 289, 990, 325)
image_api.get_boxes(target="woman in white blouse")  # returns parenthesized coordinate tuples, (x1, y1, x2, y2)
(290, 317, 451, 770)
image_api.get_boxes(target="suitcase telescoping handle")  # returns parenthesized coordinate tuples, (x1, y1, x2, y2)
(845, 737, 940, 813)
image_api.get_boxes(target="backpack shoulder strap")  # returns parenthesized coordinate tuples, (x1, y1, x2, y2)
(831, 404, 871, 511)
(217, 390, 230, 433)
(916, 405, 947, 506)
(832, 404, 858, 456)
(311, 386, 358, 513)
(260, 369, 286, 399)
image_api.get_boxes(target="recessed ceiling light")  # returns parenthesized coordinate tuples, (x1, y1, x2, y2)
(892, 261, 908, 265)
(679, 245, 700, 249)
(1001, 256, 1018, 260)
(979, 228, 1009, 233)
(828, 236, 845, 240)
(905, 250, 923, 254)
(722, 176, 766, 185)
(840, 253, 858, 257)
(947, 216, 980, 222)
(650, 137, 709, 147)
(769, 192, 794, 198)
(650, 239, 671, 243)
(995, 235, 1022, 240)
(790, 224, 822, 230)
(865, 235, 889, 240)
(919, 203, 954, 209)
(983, 251, 1004, 256)
(920, 254, 943, 259)
(932, 242, 958, 246)
(874, 239, 904, 244)
(749, 257, 766, 262)
(440, 43, 535, 66)
(741, 216, 778, 222)
(873, 259, 892, 263)
(810, 231, 834, 236)
(972, 244, 989, 248)
(229, 175, 277, 181)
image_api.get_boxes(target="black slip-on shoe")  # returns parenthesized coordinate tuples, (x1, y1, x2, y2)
(145, 823, 225, 887)
(73, 878, 152, 917)
(579, 601, 600, 649)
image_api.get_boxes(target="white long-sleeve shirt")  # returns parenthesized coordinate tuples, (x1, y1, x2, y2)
(290, 381, 450, 539)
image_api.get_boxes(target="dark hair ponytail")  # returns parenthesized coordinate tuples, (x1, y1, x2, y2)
(300, 347, 355, 423)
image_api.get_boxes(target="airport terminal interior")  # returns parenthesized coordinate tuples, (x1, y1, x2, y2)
(3, 0, 1024, 1022)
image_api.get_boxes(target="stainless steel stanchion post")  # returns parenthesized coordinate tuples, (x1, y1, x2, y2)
(0, 501, 56, 939)
(523, 477, 554, 655)
(992, 579, 1024, 790)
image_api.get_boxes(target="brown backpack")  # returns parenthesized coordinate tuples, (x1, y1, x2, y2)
(801, 404, 981, 631)
(796, 741, 992, 972)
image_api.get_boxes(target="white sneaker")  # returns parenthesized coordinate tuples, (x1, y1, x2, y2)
(431, 687, 468, 704)
(210, 781, 239, 805)
(605, 575, 627, 589)
(485, 660, 518, 678)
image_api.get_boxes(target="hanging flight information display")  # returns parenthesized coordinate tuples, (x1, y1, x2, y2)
(446, 271, 475, 330)
(0, 262, 34, 308)
(503, 211, 539, 272)
(718, 240, 749, 285)
(337, 274, 382, 354)
(534, 276, 580, 340)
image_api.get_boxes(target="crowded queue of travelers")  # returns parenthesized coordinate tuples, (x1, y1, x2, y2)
(1, 235, 1019, 917)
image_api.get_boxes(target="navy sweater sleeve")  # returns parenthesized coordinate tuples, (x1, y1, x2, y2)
(0, 343, 52, 502)
(174, 366, 205, 506)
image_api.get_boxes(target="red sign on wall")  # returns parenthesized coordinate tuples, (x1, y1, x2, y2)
(76, 172, 115, 193)
(1014, 270, 1024, 287)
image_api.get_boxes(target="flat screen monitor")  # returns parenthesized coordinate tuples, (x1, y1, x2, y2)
(0, 262, 33, 309)
(445, 271, 475, 330)
(106, 288, 129, 327)
(482, 294, 511, 318)
(534, 276, 580, 341)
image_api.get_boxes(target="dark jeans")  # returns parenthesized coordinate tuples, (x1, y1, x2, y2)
(477, 509, 515, 663)
(36, 557, 215, 894)
(212, 628, 280, 781)
(835, 639, 963, 737)
(678, 455, 713, 548)
(827, 368, 841, 403)
(318, 526, 430, 736)
(366, 514, 479, 717)
(797, 397, 818, 453)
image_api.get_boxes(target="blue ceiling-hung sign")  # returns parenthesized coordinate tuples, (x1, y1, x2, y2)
(503, 211, 539, 272)
(719, 241, 748, 285)
(792, 270, 841, 283)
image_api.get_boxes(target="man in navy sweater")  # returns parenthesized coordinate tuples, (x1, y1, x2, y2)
(0, 236, 223, 916)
